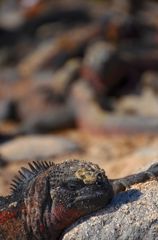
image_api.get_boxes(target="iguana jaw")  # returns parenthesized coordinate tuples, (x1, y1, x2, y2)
(35, 204, 85, 240)
(71, 190, 112, 211)
(51, 204, 85, 230)
(49, 183, 114, 233)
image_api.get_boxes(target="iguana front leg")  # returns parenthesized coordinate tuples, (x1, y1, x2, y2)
(111, 162, 158, 194)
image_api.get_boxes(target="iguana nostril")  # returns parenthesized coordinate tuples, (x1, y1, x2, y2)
(96, 173, 104, 186)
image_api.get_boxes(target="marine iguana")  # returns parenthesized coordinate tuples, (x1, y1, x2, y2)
(0, 159, 157, 240)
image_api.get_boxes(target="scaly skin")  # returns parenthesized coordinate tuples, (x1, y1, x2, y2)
(0, 160, 158, 240)
(0, 160, 113, 240)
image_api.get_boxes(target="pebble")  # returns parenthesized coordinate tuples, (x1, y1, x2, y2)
(0, 135, 81, 161)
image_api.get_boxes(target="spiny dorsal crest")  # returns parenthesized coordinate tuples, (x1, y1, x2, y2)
(11, 161, 54, 194)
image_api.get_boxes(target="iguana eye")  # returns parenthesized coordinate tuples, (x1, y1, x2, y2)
(67, 181, 79, 191)
(63, 179, 84, 191)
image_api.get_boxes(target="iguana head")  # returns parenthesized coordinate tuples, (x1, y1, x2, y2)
(12, 160, 114, 239)
(49, 160, 113, 226)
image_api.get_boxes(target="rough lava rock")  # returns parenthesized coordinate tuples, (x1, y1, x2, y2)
(63, 180, 158, 240)
(0, 135, 81, 161)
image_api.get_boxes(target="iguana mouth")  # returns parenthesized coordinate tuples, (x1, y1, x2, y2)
(75, 191, 106, 202)
(69, 190, 109, 210)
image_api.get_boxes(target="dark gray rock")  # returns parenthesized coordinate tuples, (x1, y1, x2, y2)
(17, 105, 76, 134)
(0, 100, 18, 121)
(63, 180, 158, 240)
